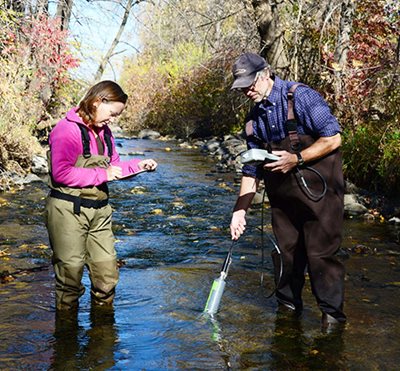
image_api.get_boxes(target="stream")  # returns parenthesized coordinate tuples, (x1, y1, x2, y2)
(0, 137, 399, 370)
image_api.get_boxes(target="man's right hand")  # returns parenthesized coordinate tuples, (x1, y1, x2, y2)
(230, 209, 247, 240)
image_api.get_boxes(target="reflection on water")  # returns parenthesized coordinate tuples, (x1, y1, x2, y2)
(269, 310, 345, 370)
(52, 306, 117, 370)
(0, 138, 400, 369)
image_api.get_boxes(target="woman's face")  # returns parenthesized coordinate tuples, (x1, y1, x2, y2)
(93, 99, 125, 127)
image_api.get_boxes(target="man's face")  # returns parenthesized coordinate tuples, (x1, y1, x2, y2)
(240, 71, 273, 103)
(241, 72, 270, 103)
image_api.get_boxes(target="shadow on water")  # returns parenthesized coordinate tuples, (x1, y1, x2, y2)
(0, 138, 399, 369)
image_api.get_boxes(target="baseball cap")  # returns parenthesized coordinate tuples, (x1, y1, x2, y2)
(231, 53, 268, 90)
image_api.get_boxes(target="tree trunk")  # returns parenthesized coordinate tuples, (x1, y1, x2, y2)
(333, 0, 355, 101)
(56, 0, 74, 31)
(334, 0, 355, 70)
(250, 0, 289, 77)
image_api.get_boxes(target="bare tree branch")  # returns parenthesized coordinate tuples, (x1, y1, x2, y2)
(197, 8, 246, 29)
(94, 0, 144, 81)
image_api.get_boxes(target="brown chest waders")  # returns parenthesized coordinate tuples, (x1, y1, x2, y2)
(265, 85, 346, 321)
(45, 124, 119, 310)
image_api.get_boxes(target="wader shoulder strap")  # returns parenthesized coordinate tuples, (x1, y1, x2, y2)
(287, 84, 328, 201)
(286, 83, 306, 152)
(77, 124, 113, 160)
(104, 133, 113, 159)
(78, 124, 91, 158)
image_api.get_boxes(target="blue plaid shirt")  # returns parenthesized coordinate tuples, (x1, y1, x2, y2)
(243, 76, 341, 179)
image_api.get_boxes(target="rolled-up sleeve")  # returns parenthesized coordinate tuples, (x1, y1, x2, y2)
(295, 88, 341, 137)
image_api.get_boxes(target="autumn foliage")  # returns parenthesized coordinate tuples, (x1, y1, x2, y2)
(122, 0, 400, 194)
(0, 10, 79, 188)
(0, 0, 400, 194)
(122, 48, 246, 139)
(337, 0, 400, 193)
(21, 15, 79, 89)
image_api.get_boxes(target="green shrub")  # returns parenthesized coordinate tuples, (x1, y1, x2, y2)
(342, 122, 400, 194)
(377, 128, 400, 193)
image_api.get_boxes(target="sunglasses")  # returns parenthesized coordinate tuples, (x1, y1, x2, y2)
(239, 72, 261, 92)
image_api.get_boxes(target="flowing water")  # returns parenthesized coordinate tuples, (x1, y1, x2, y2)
(0, 138, 399, 370)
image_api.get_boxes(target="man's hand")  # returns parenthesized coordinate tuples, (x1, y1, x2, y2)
(230, 209, 247, 240)
(263, 151, 298, 173)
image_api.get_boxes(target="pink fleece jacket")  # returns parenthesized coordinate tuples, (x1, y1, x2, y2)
(49, 108, 142, 187)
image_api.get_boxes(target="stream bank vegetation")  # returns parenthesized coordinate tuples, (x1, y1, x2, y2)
(0, 0, 399, 195)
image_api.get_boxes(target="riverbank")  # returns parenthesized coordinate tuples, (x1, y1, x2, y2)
(195, 134, 400, 224)
(2, 128, 400, 225)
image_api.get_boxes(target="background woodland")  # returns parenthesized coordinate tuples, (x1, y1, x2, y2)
(1, 0, 399, 193)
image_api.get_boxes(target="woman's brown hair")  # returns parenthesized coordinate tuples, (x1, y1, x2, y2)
(77, 80, 128, 125)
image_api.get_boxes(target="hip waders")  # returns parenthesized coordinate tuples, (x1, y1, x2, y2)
(45, 197, 119, 310)
(266, 135, 346, 321)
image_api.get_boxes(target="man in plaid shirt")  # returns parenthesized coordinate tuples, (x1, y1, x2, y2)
(230, 53, 346, 332)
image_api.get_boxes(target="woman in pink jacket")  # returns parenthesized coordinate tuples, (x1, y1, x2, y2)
(45, 80, 157, 311)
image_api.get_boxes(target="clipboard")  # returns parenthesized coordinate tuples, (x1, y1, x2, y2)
(115, 169, 148, 181)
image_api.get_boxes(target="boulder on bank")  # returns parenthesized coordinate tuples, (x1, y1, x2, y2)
(388, 217, 400, 224)
(138, 129, 161, 140)
(344, 194, 368, 217)
(202, 138, 221, 153)
(31, 155, 48, 175)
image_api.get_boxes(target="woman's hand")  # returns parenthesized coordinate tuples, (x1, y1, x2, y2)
(106, 165, 122, 181)
(230, 209, 247, 240)
(138, 159, 158, 171)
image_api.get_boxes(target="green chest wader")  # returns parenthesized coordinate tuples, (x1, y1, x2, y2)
(264, 85, 346, 320)
(45, 124, 119, 310)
